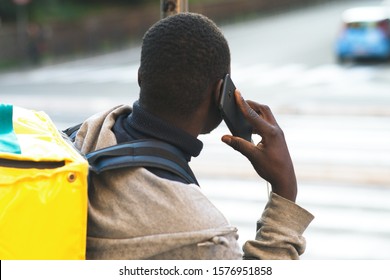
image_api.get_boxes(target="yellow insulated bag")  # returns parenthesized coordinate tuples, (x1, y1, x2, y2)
(0, 104, 88, 260)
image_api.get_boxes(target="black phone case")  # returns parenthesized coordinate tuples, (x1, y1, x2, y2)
(218, 74, 252, 142)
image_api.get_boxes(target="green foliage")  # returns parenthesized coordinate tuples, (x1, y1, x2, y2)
(0, 1, 217, 24)
(0, 0, 157, 23)
(0, 0, 18, 22)
(30, 0, 98, 23)
(67, 0, 147, 4)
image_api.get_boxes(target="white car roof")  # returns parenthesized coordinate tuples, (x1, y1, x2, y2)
(342, 7, 390, 23)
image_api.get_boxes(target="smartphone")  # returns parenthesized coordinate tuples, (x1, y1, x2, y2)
(218, 74, 252, 142)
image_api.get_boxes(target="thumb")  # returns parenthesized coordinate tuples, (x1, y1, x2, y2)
(221, 135, 254, 159)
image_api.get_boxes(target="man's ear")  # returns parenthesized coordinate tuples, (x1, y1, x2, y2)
(213, 79, 224, 105)
(138, 67, 142, 87)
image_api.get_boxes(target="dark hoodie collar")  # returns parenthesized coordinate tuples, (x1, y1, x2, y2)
(122, 101, 203, 161)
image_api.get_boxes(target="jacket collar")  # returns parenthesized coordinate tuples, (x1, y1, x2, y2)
(121, 101, 203, 161)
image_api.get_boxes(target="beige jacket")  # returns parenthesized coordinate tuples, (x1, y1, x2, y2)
(75, 105, 314, 260)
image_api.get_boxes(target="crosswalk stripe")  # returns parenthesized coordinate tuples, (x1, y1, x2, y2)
(289, 64, 376, 87)
(199, 178, 390, 259)
(232, 63, 307, 86)
(0, 62, 377, 86)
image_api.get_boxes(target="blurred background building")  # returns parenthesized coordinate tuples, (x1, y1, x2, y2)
(0, 0, 343, 69)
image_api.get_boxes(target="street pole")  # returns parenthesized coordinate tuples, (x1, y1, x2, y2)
(160, 0, 188, 19)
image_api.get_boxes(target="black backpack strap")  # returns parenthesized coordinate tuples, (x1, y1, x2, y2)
(62, 123, 82, 142)
(86, 139, 199, 185)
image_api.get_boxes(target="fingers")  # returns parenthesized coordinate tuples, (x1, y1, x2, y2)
(246, 100, 277, 125)
(221, 134, 256, 161)
(234, 90, 278, 136)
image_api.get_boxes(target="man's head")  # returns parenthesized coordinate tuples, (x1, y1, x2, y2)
(138, 13, 230, 132)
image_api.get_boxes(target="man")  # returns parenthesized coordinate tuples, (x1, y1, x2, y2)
(74, 12, 314, 259)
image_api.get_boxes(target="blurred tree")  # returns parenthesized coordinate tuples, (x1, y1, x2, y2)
(0, 0, 18, 22)
(66, 0, 148, 4)
(0, 0, 156, 23)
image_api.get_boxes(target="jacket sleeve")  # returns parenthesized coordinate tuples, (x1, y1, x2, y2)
(242, 192, 314, 260)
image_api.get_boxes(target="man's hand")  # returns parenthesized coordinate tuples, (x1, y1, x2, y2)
(221, 90, 297, 202)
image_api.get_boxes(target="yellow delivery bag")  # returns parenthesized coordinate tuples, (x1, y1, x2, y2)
(0, 104, 88, 259)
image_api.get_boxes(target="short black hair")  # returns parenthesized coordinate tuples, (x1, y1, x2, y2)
(139, 13, 230, 118)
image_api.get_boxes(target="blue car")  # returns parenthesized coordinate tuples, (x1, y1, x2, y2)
(335, 7, 390, 62)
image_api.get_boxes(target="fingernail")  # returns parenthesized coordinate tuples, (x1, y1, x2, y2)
(221, 135, 231, 144)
